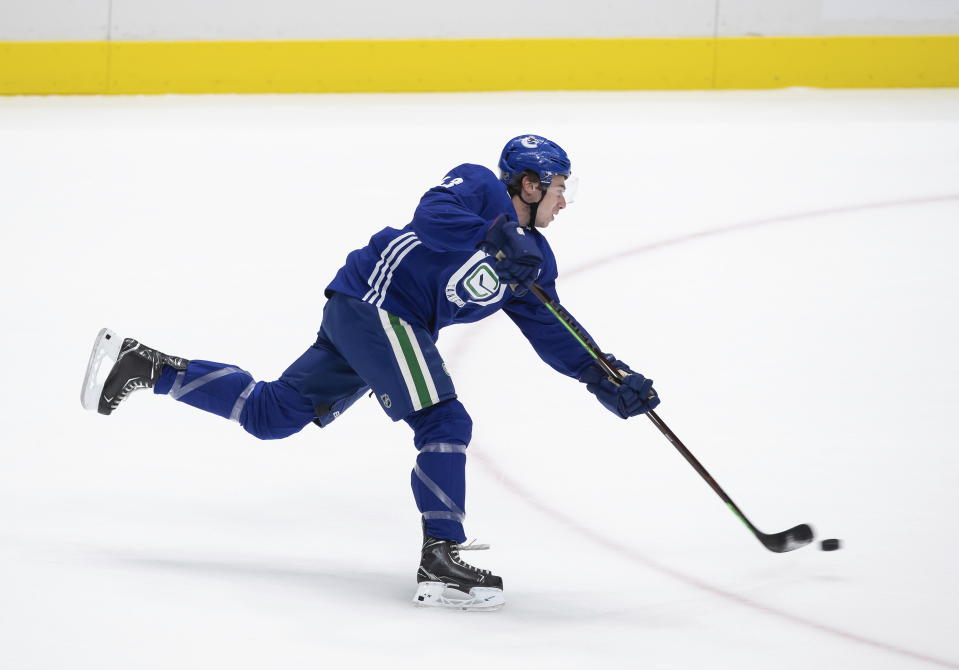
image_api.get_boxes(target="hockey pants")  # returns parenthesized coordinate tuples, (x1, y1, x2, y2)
(153, 295, 472, 542)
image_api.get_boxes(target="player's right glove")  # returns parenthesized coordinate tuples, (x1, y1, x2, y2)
(480, 214, 543, 295)
(578, 355, 660, 419)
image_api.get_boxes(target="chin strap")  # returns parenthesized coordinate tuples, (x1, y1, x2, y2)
(519, 186, 547, 227)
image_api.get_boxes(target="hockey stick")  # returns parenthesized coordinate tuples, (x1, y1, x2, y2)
(527, 283, 814, 553)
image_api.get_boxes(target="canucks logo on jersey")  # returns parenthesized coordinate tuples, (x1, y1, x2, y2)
(444, 251, 508, 308)
(462, 262, 499, 300)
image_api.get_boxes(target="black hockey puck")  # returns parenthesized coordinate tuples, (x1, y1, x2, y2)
(820, 538, 841, 551)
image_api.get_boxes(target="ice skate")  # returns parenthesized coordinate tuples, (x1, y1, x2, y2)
(81, 328, 189, 415)
(413, 534, 504, 612)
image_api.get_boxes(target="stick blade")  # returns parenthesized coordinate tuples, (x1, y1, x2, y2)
(760, 524, 814, 553)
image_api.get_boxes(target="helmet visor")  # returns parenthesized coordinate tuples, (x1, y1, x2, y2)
(547, 174, 578, 205)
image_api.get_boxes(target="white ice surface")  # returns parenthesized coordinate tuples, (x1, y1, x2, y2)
(1, 89, 958, 669)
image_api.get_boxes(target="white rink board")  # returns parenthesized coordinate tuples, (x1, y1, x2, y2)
(105, 0, 718, 40)
(0, 0, 110, 40)
(718, 0, 959, 37)
(2, 0, 958, 41)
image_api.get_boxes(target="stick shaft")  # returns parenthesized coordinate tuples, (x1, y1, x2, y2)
(527, 283, 762, 535)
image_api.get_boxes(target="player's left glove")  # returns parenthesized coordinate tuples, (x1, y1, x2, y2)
(578, 355, 660, 419)
(479, 214, 543, 295)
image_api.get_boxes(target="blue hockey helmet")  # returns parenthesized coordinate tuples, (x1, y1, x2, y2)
(498, 134, 571, 193)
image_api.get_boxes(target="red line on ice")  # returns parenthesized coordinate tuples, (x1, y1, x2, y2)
(459, 193, 959, 670)
(562, 193, 959, 279)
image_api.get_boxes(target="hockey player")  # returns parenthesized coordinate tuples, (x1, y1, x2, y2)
(80, 134, 660, 611)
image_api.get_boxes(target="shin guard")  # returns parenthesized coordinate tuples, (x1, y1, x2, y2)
(405, 399, 473, 543)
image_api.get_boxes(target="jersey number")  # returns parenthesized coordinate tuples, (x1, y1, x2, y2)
(438, 176, 464, 189)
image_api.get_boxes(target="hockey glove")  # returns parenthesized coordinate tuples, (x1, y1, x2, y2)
(480, 214, 543, 295)
(578, 355, 660, 419)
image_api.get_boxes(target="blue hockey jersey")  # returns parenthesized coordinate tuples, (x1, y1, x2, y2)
(325, 163, 595, 379)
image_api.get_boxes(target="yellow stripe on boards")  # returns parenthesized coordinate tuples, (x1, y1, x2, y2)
(716, 35, 959, 89)
(106, 39, 715, 93)
(1, 36, 957, 95)
(0, 41, 109, 94)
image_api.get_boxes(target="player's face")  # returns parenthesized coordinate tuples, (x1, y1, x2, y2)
(534, 176, 567, 228)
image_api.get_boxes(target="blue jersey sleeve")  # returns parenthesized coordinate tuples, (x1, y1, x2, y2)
(502, 280, 596, 379)
(409, 164, 517, 252)
(501, 238, 596, 379)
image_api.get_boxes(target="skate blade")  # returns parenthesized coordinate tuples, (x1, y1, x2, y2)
(412, 582, 504, 612)
(80, 328, 122, 411)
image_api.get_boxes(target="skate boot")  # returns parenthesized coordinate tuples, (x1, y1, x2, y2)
(81, 328, 189, 416)
(413, 533, 505, 611)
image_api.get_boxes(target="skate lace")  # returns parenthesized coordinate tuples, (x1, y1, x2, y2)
(450, 542, 491, 575)
(131, 342, 188, 372)
(112, 378, 152, 409)
(456, 540, 490, 551)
